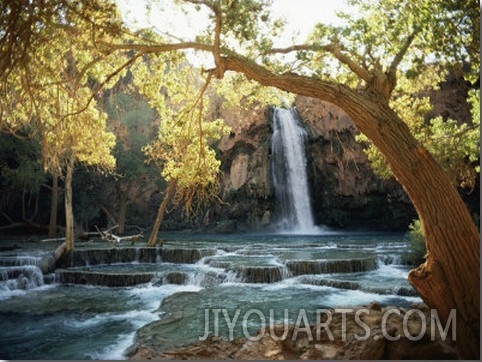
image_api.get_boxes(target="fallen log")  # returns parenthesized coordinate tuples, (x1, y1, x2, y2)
(95, 225, 144, 246)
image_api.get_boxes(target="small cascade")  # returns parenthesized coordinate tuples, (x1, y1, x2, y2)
(55, 268, 155, 287)
(229, 265, 285, 283)
(271, 107, 317, 233)
(0, 265, 44, 291)
(58, 247, 162, 268)
(186, 270, 227, 287)
(286, 257, 378, 276)
(0, 255, 45, 293)
(160, 248, 216, 264)
(298, 275, 360, 290)
(377, 254, 404, 265)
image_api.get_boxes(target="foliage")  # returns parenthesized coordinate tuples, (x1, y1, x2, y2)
(357, 87, 480, 188)
(0, 133, 46, 193)
(104, 90, 158, 179)
(0, 0, 130, 176)
(214, 74, 292, 109)
(404, 219, 427, 265)
(132, 53, 230, 216)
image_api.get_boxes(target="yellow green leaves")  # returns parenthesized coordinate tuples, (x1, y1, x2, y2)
(136, 52, 229, 215)
(215, 74, 292, 109)
(359, 88, 480, 189)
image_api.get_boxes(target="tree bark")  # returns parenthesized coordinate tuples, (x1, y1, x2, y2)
(116, 183, 129, 234)
(148, 181, 175, 247)
(64, 156, 75, 253)
(48, 174, 59, 238)
(217, 55, 479, 358)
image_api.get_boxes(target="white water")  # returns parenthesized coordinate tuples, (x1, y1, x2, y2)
(0, 234, 420, 359)
(271, 107, 318, 233)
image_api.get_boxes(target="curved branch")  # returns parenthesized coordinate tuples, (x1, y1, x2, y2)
(268, 43, 372, 82)
(212, 3, 224, 78)
(269, 44, 312, 54)
(106, 41, 214, 54)
(388, 27, 420, 77)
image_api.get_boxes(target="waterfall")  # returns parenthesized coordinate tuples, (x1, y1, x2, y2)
(271, 107, 317, 233)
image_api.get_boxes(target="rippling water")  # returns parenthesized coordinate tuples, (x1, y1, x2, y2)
(0, 232, 421, 359)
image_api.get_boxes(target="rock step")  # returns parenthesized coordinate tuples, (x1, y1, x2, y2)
(55, 269, 155, 287)
(57, 247, 217, 267)
(286, 257, 377, 276)
(161, 248, 216, 264)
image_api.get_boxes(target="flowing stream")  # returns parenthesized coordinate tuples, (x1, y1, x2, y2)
(0, 232, 420, 359)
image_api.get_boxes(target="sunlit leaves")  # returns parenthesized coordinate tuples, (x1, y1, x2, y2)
(0, 0, 125, 177)
(303, 0, 479, 89)
(134, 52, 229, 215)
(215, 73, 292, 109)
(359, 89, 480, 189)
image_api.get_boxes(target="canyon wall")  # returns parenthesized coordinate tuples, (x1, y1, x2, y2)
(199, 97, 416, 233)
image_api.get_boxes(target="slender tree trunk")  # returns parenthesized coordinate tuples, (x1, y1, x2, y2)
(219, 57, 479, 358)
(116, 183, 129, 234)
(118, 199, 127, 234)
(64, 157, 75, 253)
(48, 174, 59, 238)
(148, 181, 175, 247)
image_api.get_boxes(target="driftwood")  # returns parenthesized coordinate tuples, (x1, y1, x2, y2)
(54, 241, 67, 260)
(95, 225, 144, 246)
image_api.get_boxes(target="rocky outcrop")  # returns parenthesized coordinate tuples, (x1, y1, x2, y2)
(200, 98, 416, 232)
(295, 96, 416, 230)
(286, 257, 378, 276)
(128, 304, 459, 360)
(200, 104, 275, 232)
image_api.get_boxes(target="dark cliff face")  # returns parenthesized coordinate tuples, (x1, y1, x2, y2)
(202, 105, 275, 232)
(194, 74, 478, 233)
(200, 98, 416, 233)
(295, 96, 415, 231)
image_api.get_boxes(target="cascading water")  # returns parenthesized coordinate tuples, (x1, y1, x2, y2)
(271, 107, 318, 233)
(0, 235, 421, 359)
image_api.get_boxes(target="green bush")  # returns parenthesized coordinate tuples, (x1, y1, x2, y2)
(403, 219, 427, 265)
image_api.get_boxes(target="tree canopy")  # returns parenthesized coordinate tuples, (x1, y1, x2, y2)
(0, 0, 479, 357)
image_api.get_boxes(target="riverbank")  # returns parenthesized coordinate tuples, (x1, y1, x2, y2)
(128, 303, 460, 360)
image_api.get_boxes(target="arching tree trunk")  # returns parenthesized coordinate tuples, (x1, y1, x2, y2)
(64, 156, 75, 253)
(148, 181, 175, 246)
(48, 174, 59, 238)
(219, 56, 479, 358)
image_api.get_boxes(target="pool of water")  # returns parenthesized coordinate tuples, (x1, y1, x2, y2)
(0, 231, 421, 359)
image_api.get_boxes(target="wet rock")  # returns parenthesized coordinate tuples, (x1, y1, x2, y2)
(128, 306, 460, 360)
(160, 248, 216, 264)
(286, 257, 377, 276)
(230, 265, 284, 283)
(56, 269, 155, 287)
(38, 253, 56, 273)
(163, 272, 187, 285)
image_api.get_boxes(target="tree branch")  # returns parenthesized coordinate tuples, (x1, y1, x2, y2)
(267, 43, 373, 82)
(388, 27, 420, 77)
(106, 41, 214, 54)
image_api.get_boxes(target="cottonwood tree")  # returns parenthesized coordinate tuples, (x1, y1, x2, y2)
(107, 0, 479, 356)
(0, 0, 125, 251)
(0, 0, 479, 357)
(132, 53, 228, 245)
(0, 133, 47, 230)
(103, 89, 158, 234)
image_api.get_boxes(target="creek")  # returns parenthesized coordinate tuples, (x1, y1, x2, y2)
(0, 232, 421, 359)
